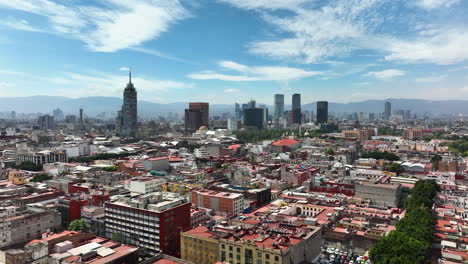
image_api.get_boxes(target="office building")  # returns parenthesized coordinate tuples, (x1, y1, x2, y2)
(243, 108, 264, 130)
(235, 103, 241, 120)
(316, 101, 328, 124)
(274, 94, 284, 123)
(403, 128, 424, 140)
(384, 101, 391, 120)
(37, 115, 55, 131)
(291, 93, 301, 125)
(105, 192, 191, 255)
(185, 102, 209, 132)
(120, 70, 138, 137)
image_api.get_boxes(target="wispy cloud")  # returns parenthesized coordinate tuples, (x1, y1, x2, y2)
(129, 47, 196, 64)
(119, 67, 130, 71)
(224, 88, 240, 93)
(0, 17, 43, 32)
(414, 0, 460, 10)
(414, 75, 446, 83)
(188, 60, 322, 82)
(221, 0, 468, 65)
(0, 0, 190, 52)
(365, 69, 406, 80)
(0, 81, 16, 89)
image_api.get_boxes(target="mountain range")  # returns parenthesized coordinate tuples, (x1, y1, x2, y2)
(0, 96, 467, 117)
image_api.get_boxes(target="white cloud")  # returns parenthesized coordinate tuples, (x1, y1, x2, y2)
(0, 0, 189, 52)
(414, 0, 460, 10)
(384, 29, 468, 65)
(0, 81, 16, 89)
(414, 75, 446, 83)
(222, 0, 468, 65)
(188, 61, 322, 82)
(460, 86, 468, 93)
(119, 67, 130, 71)
(51, 71, 191, 97)
(224, 88, 240, 93)
(130, 47, 196, 64)
(366, 69, 406, 80)
(0, 17, 43, 32)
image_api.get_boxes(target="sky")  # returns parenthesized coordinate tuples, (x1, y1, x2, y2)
(0, 0, 468, 105)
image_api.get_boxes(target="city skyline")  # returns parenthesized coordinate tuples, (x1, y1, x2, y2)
(0, 0, 467, 104)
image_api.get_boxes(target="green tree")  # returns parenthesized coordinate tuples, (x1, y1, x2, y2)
(326, 147, 334, 155)
(384, 163, 404, 175)
(68, 219, 90, 233)
(430, 154, 442, 171)
(361, 151, 399, 161)
(29, 173, 52, 182)
(15, 161, 42, 171)
(112, 232, 124, 243)
(102, 165, 119, 172)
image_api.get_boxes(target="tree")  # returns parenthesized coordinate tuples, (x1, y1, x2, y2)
(430, 154, 442, 171)
(15, 161, 42, 171)
(29, 173, 52, 182)
(102, 165, 119, 172)
(68, 219, 90, 233)
(384, 163, 404, 175)
(112, 232, 124, 243)
(369, 231, 428, 264)
(326, 147, 334, 155)
(361, 151, 399, 161)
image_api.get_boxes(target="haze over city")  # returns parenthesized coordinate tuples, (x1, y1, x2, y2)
(1, 0, 468, 104)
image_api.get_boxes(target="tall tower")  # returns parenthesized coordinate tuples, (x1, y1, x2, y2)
(291, 93, 301, 125)
(316, 101, 328, 125)
(121, 69, 138, 137)
(274, 94, 284, 123)
(384, 101, 391, 120)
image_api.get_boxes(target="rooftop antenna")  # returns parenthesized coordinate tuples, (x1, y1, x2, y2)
(129, 67, 132, 83)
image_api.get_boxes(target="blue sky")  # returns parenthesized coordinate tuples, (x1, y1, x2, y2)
(0, 0, 468, 104)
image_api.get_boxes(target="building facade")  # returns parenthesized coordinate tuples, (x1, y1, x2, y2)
(120, 70, 138, 138)
(316, 101, 328, 125)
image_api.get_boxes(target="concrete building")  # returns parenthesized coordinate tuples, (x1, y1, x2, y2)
(185, 102, 209, 133)
(384, 101, 391, 120)
(129, 178, 165, 194)
(342, 129, 373, 141)
(403, 128, 424, 140)
(243, 108, 264, 130)
(37, 115, 55, 131)
(142, 157, 169, 171)
(105, 192, 191, 255)
(291, 94, 301, 125)
(191, 189, 244, 215)
(355, 182, 402, 208)
(16, 150, 67, 166)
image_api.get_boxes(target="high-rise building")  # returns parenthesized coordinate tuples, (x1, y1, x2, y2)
(274, 94, 284, 123)
(38, 114, 55, 131)
(119, 70, 138, 137)
(384, 101, 391, 120)
(53, 108, 64, 121)
(105, 192, 190, 255)
(291, 93, 301, 125)
(234, 103, 241, 120)
(185, 102, 209, 132)
(243, 108, 264, 130)
(316, 101, 328, 124)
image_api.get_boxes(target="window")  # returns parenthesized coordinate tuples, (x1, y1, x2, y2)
(229, 253, 233, 258)
(274, 256, 279, 261)
(265, 254, 270, 259)
(257, 252, 262, 258)
(229, 245, 233, 251)
(222, 244, 225, 249)
(237, 247, 241, 253)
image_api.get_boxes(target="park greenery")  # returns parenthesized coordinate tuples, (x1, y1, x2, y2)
(443, 137, 468, 157)
(383, 163, 404, 175)
(29, 173, 52, 182)
(70, 152, 139, 163)
(102, 165, 119, 172)
(369, 180, 440, 264)
(361, 151, 400, 161)
(377, 127, 401, 136)
(14, 161, 42, 171)
(68, 219, 90, 233)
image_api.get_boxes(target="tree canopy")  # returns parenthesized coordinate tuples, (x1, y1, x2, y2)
(361, 151, 399, 161)
(29, 173, 52, 182)
(68, 219, 90, 233)
(369, 179, 439, 264)
(15, 161, 42, 171)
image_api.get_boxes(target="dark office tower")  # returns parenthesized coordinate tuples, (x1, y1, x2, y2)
(235, 103, 241, 120)
(274, 94, 284, 122)
(291, 93, 302, 124)
(404, 110, 411, 120)
(243, 108, 264, 130)
(248, 99, 256, 109)
(184, 102, 209, 132)
(79, 108, 84, 125)
(384, 101, 391, 120)
(369, 113, 375, 121)
(316, 101, 328, 124)
(121, 70, 138, 137)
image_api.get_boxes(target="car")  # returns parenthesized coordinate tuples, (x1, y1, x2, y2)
(335, 249, 340, 254)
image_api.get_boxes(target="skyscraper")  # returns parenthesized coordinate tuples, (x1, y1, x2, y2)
(316, 101, 328, 124)
(274, 94, 284, 122)
(291, 93, 301, 124)
(384, 101, 391, 120)
(234, 103, 241, 120)
(121, 70, 138, 137)
(185, 102, 209, 132)
(243, 108, 264, 130)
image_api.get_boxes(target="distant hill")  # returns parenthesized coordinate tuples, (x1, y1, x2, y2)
(0, 96, 467, 117)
